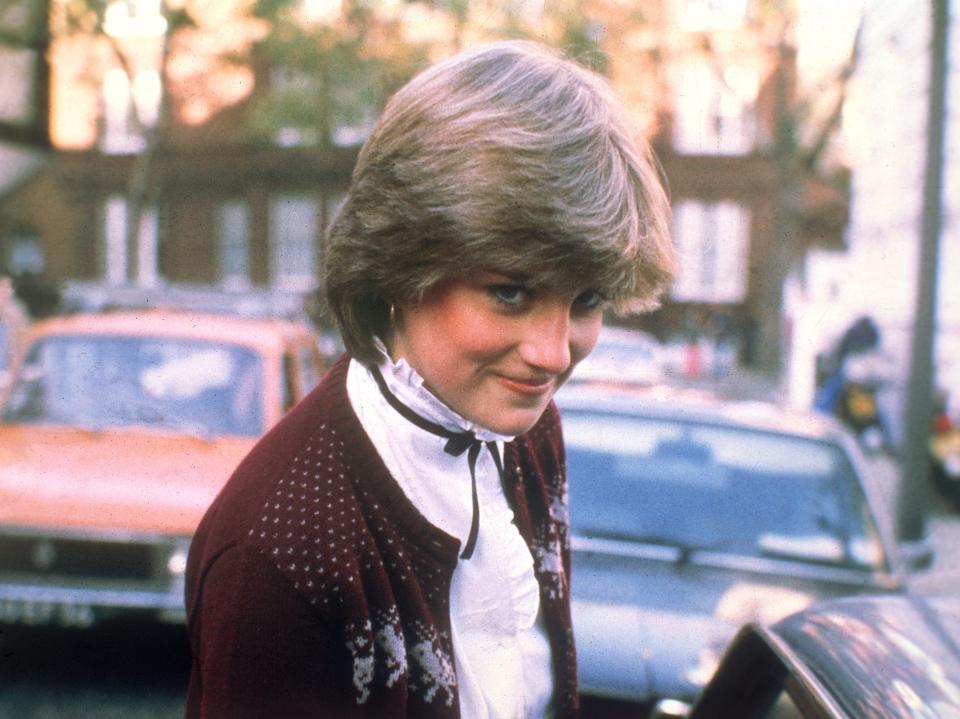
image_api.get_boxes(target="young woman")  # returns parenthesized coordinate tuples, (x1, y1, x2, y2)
(185, 40, 675, 718)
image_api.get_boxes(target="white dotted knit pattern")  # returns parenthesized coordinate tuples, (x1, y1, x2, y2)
(249, 424, 376, 608)
(248, 420, 459, 707)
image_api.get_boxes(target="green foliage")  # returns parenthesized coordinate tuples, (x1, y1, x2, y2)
(247, 0, 433, 147)
(559, 17, 608, 74)
(247, 35, 388, 147)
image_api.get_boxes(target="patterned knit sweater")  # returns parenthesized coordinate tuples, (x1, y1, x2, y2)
(184, 355, 580, 718)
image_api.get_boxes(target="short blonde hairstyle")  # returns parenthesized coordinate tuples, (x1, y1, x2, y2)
(324, 40, 675, 365)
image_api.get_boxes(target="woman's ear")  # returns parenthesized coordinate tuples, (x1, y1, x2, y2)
(381, 303, 402, 363)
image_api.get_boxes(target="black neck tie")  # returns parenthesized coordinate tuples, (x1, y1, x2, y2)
(370, 365, 502, 560)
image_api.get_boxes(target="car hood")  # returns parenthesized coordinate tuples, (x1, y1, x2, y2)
(571, 547, 898, 703)
(0, 424, 253, 536)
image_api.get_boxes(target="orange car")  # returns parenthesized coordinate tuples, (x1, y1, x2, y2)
(0, 309, 327, 627)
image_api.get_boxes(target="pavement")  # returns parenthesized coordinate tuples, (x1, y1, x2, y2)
(906, 495, 960, 596)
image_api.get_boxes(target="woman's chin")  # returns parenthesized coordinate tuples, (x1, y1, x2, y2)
(473, 404, 549, 437)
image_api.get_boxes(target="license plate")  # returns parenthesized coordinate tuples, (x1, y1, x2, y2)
(0, 598, 95, 628)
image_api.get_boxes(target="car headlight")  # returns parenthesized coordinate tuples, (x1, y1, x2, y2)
(167, 542, 190, 577)
(944, 455, 960, 478)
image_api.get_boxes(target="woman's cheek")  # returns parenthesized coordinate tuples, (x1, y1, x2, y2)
(570, 316, 603, 364)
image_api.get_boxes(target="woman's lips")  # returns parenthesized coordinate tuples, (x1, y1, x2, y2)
(496, 374, 554, 397)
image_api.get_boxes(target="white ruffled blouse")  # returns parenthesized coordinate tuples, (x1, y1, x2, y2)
(346, 354, 555, 719)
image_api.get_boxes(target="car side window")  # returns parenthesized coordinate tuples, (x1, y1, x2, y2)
(296, 344, 321, 393)
(762, 689, 804, 719)
(282, 353, 297, 411)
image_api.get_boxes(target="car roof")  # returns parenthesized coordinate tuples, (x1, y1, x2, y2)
(21, 309, 314, 354)
(769, 594, 960, 716)
(556, 382, 846, 443)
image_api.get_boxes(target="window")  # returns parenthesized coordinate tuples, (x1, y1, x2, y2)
(103, 0, 167, 37)
(680, 0, 749, 31)
(103, 195, 159, 285)
(100, 0, 164, 155)
(563, 410, 885, 572)
(4, 229, 43, 275)
(102, 68, 143, 154)
(673, 59, 758, 155)
(217, 200, 251, 290)
(101, 67, 160, 154)
(270, 195, 318, 292)
(0, 46, 37, 127)
(264, 62, 376, 148)
(4, 335, 265, 437)
(671, 200, 750, 303)
(301, 0, 342, 24)
(0, 0, 47, 141)
(136, 205, 159, 287)
(104, 194, 128, 284)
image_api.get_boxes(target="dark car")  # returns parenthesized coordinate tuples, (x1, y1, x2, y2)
(662, 593, 960, 719)
(557, 384, 932, 709)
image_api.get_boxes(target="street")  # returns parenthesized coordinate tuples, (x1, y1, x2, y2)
(864, 451, 960, 597)
(907, 493, 960, 596)
(0, 620, 188, 718)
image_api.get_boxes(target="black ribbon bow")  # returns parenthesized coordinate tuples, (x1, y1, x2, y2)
(370, 365, 503, 560)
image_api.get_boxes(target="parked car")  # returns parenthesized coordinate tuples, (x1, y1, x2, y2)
(0, 309, 326, 628)
(654, 593, 960, 719)
(570, 326, 666, 387)
(557, 385, 932, 709)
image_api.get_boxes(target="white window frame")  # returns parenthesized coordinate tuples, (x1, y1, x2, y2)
(104, 194, 128, 284)
(103, 195, 159, 286)
(217, 200, 251, 290)
(270, 194, 319, 292)
(671, 200, 751, 304)
(136, 205, 159, 287)
(680, 0, 749, 31)
(673, 58, 757, 156)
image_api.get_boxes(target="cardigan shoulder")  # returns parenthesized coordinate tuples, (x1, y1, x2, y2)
(186, 355, 465, 714)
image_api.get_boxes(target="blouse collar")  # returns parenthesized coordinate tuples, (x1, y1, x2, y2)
(373, 338, 514, 445)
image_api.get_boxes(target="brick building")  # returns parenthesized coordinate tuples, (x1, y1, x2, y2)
(0, 0, 848, 370)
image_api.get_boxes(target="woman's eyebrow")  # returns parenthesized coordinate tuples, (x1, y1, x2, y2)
(478, 271, 529, 284)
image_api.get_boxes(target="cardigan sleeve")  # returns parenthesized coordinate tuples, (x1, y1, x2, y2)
(185, 542, 395, 719)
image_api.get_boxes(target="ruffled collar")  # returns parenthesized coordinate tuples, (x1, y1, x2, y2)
(373, 338, 514, 445)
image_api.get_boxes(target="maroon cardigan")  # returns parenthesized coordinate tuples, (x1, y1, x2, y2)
(184, 355, 579, 718)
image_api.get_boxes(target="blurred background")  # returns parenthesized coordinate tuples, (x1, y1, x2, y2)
(0, 0, 957, 716)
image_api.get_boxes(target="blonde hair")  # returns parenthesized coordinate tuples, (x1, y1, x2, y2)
(324, 40, 675, 364)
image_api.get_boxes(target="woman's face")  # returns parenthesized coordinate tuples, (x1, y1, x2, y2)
(390, 271, 604, 436)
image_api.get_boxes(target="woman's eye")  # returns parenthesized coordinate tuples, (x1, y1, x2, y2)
(490, 285, 528, 307)
(575, 289, 604, 311)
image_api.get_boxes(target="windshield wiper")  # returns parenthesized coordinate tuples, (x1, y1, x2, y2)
(573, 528, 709, 563)
(110, 378, 214, 441)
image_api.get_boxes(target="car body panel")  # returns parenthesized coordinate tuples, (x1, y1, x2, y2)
(772, 595, 960, 718)
(572, 542, 901, 702)
(686, 595, 960, 719)
(0, 425, 252, 534)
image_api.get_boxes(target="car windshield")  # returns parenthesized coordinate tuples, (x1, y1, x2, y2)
(563, 409, 887, 572)
(2, 334, 265, 437)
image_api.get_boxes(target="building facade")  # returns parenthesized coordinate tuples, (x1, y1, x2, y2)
(0, 0, 848, 371)
(790, 0, 958, 437)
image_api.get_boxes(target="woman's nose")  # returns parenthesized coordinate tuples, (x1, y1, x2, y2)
(518, 308, 571, 374)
